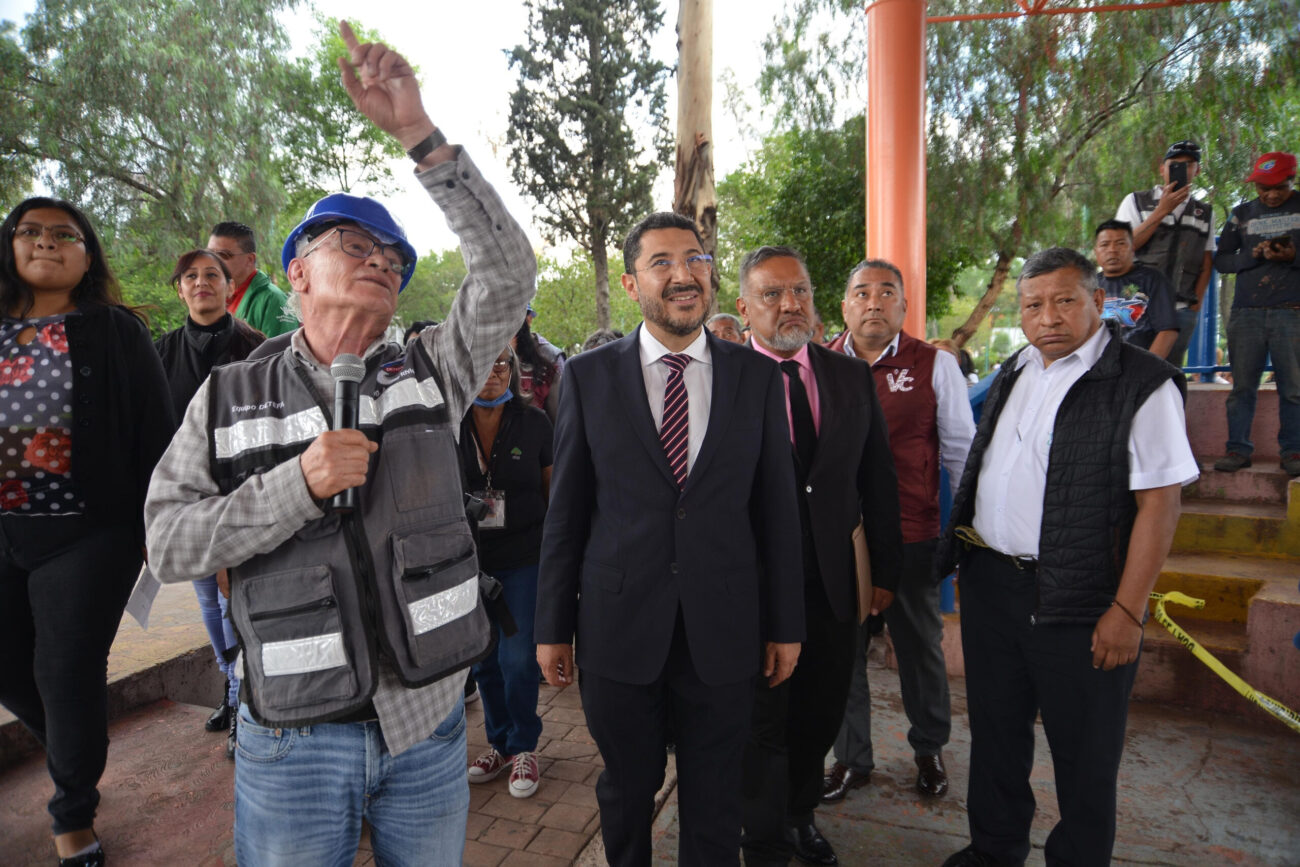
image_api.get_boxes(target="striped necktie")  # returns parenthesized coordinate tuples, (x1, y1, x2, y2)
(659, 353, 691, 488)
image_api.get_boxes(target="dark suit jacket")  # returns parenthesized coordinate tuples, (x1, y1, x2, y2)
(797, 342, 903, 620)
(535, 327, 806, 686)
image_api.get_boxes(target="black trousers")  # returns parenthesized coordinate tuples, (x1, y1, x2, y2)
(960, 546, 1139, 867)
(580, 609, 755, 867)
(741, 582, 856, 866)
(0, 515, 140, 834)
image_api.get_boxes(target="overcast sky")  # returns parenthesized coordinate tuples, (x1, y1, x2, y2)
(1, 0, 799, 257)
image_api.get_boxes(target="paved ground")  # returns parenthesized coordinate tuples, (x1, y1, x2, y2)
(2, 584, 1297, 865)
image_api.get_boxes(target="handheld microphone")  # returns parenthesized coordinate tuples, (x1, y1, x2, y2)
(330, 353, 366, 513)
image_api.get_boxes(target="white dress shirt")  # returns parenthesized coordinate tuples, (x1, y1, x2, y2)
(843, 332, 976, 482)
(971, 325, 1198, 559)
(638, 325, 712, 474)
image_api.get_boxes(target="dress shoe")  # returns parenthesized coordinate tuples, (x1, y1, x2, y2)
(226, 713, 237, 761)
(205, 697, 231, 732)
(787, 820, 837, 866)
(940, 844, 1004, 867)
(915, 752, 949, 797)
(821, 762, 870, 802)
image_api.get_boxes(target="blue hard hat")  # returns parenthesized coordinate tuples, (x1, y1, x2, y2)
(281, 193, 419, 291)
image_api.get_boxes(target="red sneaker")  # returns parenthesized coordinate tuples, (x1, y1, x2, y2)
(467, 748, 511, 783)
(508, 751, 540, 798)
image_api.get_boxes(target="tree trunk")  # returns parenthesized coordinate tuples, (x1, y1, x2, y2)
(951, 218, 1022, 348)
(591, 224, 612, 332)
(673, 0, 718, 301)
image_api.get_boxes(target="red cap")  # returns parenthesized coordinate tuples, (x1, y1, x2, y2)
(1245, 152, 1297, 185)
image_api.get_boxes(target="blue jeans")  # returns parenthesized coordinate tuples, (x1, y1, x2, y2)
(472, 562, 542, 755)
(1225, 307, 1300, 456)
(193, 574, 239, 707)
(233, 699, 469, 866)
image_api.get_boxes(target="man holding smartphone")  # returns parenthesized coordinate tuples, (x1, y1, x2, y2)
(1212, 151, 1300, 478)
(1116, 139, 1216, 365)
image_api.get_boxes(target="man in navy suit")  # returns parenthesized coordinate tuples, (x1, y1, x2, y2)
(535, 213, 805, 866)
(736, 246, 902, 866)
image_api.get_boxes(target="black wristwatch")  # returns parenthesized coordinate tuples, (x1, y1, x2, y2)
(406, 128, 447, 163)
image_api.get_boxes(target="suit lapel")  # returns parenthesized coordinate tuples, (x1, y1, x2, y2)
(807, 344, 838, 478)
(616, 327, 680, 489)
(684, 334, 737, 490)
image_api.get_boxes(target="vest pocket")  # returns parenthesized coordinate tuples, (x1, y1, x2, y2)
(393, 528, 487, 668)
(237, 565, 358, 712)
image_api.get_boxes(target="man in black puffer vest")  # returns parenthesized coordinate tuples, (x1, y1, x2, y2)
(938, 248, 1198, 867)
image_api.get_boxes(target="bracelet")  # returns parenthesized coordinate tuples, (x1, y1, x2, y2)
(406, 128, 447, 163)
(1111, 599, 1144, 628)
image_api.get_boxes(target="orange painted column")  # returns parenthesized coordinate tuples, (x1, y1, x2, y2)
(865, 0, 927, 337)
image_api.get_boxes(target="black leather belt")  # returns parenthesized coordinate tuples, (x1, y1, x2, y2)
(955, 525, 1038, 572)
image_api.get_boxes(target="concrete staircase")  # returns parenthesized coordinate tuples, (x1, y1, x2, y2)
(1130, 384, 1299, 723)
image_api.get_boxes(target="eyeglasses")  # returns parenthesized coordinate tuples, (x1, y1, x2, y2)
(634, 254, 714, 277)
(13, 223, 85, 246)
(211, 248, 250, 261)
(304, 227, 413, 277)
(746, 286, 812, 307)
(491, 358, 513, 371)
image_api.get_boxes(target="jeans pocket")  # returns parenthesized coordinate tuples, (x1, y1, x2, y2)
(235, 705, 298, 763)
(429, 700, 466, 743)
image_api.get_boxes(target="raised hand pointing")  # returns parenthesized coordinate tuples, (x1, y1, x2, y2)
(336, 20, 436, 152)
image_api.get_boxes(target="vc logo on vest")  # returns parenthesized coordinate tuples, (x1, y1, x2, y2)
(885, 369, 915, 393)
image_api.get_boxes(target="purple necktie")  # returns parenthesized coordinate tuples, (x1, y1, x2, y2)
(659, 353, 691, 488)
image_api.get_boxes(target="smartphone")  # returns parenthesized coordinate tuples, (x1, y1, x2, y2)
(1169, 161, 1189, 191)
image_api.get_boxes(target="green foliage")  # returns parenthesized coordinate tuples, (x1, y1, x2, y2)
(751, 0, 1299, 334)
(505, 0, 671, 329)
(275, 16, 404, 226)
(529, 252, 645, 351)
(717, 115, 963, 329)
(395, 248, 468, 329)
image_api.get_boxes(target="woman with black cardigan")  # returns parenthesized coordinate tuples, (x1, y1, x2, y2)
(0, 198, 174, 866)
(154, 248, 264, 758)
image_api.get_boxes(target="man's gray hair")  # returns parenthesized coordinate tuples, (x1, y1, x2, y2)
(707, 312, 742, 330)
(845, 258, 904, 298)
(1015, 247, 1099, 297)
(738, 245, 809, 292)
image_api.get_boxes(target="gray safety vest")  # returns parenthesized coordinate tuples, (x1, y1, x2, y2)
(207, 340, 493, 727)
(1131, 189, 1212, 305)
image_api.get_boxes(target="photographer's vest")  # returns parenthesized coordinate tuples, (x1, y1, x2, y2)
(207, 341, 493, 727)
(1131, 189, 1212, 305)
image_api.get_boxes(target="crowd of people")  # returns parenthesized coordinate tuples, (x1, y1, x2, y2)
(0, 17, 1295, 867)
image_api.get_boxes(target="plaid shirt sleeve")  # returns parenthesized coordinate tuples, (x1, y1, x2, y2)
(415, 148, 537, 423)
(144, 376, 325, 583)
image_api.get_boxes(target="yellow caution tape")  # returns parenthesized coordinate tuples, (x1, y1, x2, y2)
(1149, 591, 1300, 735)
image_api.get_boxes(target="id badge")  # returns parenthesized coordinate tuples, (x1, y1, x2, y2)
(476, 488, 507, 529)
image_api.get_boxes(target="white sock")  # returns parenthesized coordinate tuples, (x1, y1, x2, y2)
(69, 840, 101, 858)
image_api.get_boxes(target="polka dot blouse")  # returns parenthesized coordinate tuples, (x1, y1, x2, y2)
(0, 314, 85, 515)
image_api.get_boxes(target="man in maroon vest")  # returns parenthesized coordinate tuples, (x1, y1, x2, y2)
(823, 259, 975, 801)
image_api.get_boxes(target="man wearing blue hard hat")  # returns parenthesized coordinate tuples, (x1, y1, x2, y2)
(145, 20, 536, 865)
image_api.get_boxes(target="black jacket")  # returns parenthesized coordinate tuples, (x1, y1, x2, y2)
(64, 304, 176, 545)
(155, 313, 265, 422)
(938, 321, 1184, 625)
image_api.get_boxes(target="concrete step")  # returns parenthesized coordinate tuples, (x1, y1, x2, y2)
(1131, 617, 1253, 715)
(1186, 382, 1280, 461)
(1171, 498, 1299, 557)
(1185, 460, 1291, 505)
(1152, 552, 1296, 623)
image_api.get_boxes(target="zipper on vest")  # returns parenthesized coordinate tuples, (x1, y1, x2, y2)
(249, 596, 337, 621)
(341, 514, 385, 674)
(403, 549, 474, 580)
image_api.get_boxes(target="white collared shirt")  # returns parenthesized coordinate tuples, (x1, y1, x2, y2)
(844, 332, 976, 482)
(638, 325, 712, 474)
(971, 325, 1198, 558)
